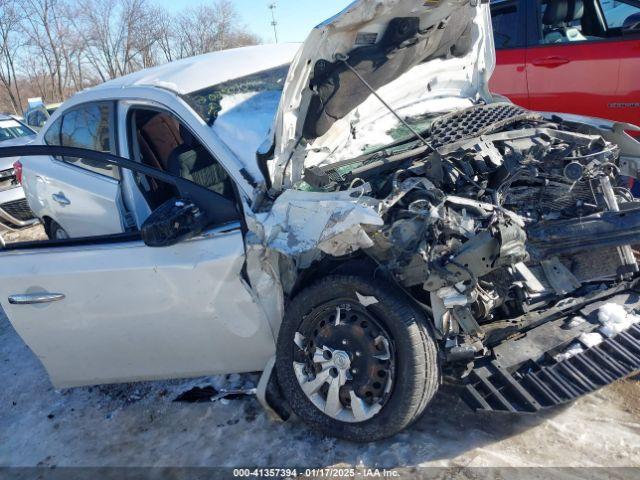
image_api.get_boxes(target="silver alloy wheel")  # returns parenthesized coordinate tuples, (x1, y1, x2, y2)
(292, 304, 394, 423)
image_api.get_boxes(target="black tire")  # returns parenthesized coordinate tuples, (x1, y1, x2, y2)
(47, 219, 69, 240)
(276, 275, 440, 442)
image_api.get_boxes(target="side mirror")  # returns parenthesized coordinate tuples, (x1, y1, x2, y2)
(141, 198, 208, 248)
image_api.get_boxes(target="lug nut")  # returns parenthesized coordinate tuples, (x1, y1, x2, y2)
(342, 339, 348, 346)
(351, 368, 358, 375)
(355, 351, 362, 357)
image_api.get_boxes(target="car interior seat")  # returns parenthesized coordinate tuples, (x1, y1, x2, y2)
(542, 0, 590, 43)
(140, 113, 181, 170)
(167, 125, 234, 199)
(133, 111, 181, 208)
(623, 12, 640, 30)
(543, 0, 569, 43)
(564, 0, 588, 41)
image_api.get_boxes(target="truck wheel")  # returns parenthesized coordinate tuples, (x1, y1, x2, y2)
(276, 275, 440, 441)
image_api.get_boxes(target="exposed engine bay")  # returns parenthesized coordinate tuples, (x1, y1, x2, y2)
(244, 1, 640, 422)
(292, 103, 640, 361)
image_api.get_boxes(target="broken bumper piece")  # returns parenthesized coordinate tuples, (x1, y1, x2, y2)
(461, 291, 640, 413)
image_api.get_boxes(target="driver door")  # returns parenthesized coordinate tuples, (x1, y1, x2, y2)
(0, 147, 275, 389)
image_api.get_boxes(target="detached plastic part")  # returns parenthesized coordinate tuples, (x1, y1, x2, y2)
(462, 322, 640, 413)
(257, 357, 291, 422)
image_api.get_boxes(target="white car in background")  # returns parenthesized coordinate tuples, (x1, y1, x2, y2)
(23, 98, 62, 132)
(0, 114, 38, 233)
(2, 0, 640, 442)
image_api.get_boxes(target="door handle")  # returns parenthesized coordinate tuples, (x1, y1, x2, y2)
(8, 293, 66, 305)
(52, 192, 70, 206)
(531, 56, 570, 68)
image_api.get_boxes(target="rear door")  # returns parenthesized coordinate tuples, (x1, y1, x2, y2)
(25, 102, 127, 238)
(524, 0, 638, 119)
(489, 0, 530, 107)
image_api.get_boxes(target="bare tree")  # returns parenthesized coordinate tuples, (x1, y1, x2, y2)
(155, 8, 177, 63)
(174, 0, 259, 58)
(19, 0, 71, 101)
(1, 0, 261, 112)
(0, 0, 24, 113)
(130, 3, 165, 69)
(71, 0, 168, 80)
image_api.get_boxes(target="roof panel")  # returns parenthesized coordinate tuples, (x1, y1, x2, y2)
(93, 44, 301, 95)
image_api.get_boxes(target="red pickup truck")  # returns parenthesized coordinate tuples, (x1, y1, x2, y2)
(490, 0, 640, 135)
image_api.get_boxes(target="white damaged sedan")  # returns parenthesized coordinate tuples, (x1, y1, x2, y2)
(2, 0, 640, 441)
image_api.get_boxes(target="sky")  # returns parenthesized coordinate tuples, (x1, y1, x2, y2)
(153, 0, 354, 44)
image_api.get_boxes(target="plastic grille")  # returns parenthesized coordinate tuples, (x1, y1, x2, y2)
(1, 198, 35, 221)
(429, 103, 531, 149)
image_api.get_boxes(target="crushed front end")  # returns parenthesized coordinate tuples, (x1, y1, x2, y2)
(267, 102, 640, 411)
(247, 0, 640, 423)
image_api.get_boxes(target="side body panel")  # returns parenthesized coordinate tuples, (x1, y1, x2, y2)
(22, 154, 123, 238)
(522, 0, 640, 123)
(489, 0, 530, 107)
(613, 37, 640, 125)
(0, 227, 275, 388)
(491, 49, 529, 107)
(525, 41, 622, 118)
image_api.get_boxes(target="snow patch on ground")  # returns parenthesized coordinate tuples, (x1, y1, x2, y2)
(566, 316, 586, 328)
(555, 303, 640, 361)
(554, 343, 585, 363)
(598, 302, 640, 338)
(579, 332, 605, 349)
(1, 309, 639, 469)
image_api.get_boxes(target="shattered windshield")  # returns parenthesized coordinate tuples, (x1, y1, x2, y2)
(0, 119, 34, 142)
(184, 65, 290, 126)
(184, 64, 290, 168)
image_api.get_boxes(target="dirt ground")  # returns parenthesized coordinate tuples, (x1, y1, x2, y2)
(1, 224, 47, 244)
(0, 308, 638, 471)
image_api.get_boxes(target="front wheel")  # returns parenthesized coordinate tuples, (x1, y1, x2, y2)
(47, 219, 69, 240)
(276, 275, 440, 441)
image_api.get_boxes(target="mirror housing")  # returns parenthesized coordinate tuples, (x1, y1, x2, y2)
(141, 198, 208, 248)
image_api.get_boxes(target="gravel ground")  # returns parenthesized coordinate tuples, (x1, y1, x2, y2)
(1, 225, 47, 244)
(0, 307, 638, 470)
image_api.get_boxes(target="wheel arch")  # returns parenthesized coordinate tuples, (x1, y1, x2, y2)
(290, 253, 434, 328)
(290, 253, 385, 299)
(41, 215, 53, 238)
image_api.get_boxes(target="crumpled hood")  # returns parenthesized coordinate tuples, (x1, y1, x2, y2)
(267, 0, 495, 191)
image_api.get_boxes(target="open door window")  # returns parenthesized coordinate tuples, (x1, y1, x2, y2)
(126, 107, 237, 213)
